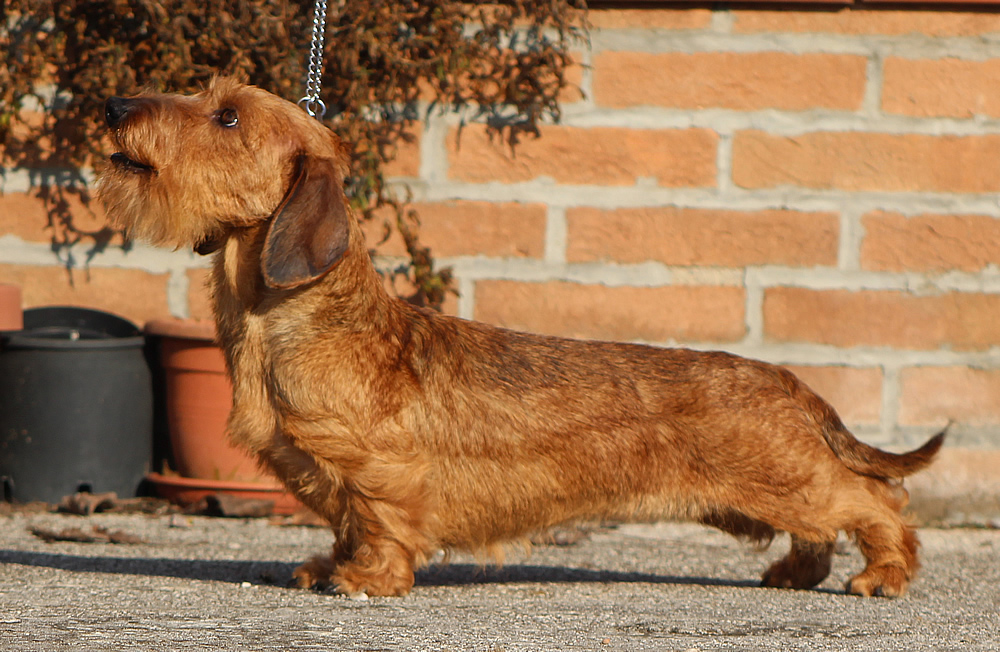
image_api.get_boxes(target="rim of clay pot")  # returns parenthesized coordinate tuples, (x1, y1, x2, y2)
(0, 284, 23, 332)
(145, 318, 217, 341)
(146, 472, 303, 516)
(146, 472, 285, 492)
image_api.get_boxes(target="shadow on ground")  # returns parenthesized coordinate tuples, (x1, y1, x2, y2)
(0, 548, 767, 591)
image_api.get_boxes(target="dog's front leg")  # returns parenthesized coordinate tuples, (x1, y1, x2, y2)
(293, 491, 428, 597)
(252, 431, 409, 596)
(285, 441, 436, 598)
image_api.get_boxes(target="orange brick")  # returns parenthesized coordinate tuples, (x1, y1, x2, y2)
(414, 43, 583, 105)
(732, 9, 1000, 37)
(594, 52, 867, 111)
(380, 126, 422, 178)
(899, 366, 1000, 426)
(883, 57, 1000, 118)
(763, 287, 1000, 351)
(861, 211, 1000, 273)
(0, 190, 113, 244)
(0, 264, 170, 327)
(559, 51, 586, 105)
(187, 268, 214, 321)
(447, 124, 718, 187)
(783, 365, 883, 426)
(474, 280, 745, 343)
(0, 193, 51, 242)
(907, 448, 1000, 519)
(566, 207, 838, 267)
(733, 130, 1000, 193)
(589, 8, 713, 30)
(362, 201, 547, 259)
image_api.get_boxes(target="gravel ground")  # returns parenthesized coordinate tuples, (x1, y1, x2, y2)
(1, 511, 998, 651)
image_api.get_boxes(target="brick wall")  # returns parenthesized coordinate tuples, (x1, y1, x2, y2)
(3, 6, 1000, 464)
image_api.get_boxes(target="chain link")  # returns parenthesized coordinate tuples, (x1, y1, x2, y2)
(298, 0, 329, 120)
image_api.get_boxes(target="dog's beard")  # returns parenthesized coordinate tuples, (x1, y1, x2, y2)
(96, 169, 213, 251)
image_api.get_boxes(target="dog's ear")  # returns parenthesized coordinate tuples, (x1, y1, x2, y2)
(261, 154, 351, 289)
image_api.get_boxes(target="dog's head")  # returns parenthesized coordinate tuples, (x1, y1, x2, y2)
(97, 77, 352, 289)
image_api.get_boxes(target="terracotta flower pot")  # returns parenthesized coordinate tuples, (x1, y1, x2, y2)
(144, 319, 300, 514)
(0, 284, 23, 331)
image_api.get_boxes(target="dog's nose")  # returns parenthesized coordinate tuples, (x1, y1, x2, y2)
(105, 97, 133, 128)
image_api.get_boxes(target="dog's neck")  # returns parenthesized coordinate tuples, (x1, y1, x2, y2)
(209, 217, 410, 455)
(210, 218, 400, 345)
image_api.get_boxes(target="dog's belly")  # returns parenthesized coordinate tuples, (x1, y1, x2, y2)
(424, 424, 701, 548)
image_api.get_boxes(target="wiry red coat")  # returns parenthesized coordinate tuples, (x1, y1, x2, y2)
(98, 78, 943, 598)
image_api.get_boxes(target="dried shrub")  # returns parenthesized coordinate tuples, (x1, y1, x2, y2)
(0, 0, 587, 309)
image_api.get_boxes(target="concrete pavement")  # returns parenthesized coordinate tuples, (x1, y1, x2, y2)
(1, 511, 998, 651)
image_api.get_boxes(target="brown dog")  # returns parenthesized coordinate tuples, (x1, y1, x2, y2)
(97, 78, 943, 598)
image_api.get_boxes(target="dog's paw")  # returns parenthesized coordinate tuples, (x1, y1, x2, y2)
(292, 554, 411, 597)
(761, 560, 823, 590)
(333, 563, 413, 597)
(846, 565, 909, 598)
(760, 550, 831, 590)
(291, 555, 337, 590)
(761, 562, 802, 590)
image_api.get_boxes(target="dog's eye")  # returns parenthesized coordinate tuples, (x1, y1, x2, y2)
(216, 108, 239, 128)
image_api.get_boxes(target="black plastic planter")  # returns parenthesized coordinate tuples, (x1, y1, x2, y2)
(0, 307, 153, 503)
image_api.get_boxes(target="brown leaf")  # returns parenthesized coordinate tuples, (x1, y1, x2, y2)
(57, 491, 118, 516)
(189, 494, 276, 518)
(29, 525, 145, 545)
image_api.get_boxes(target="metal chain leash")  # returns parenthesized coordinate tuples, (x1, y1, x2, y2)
(298, 0, 329, 120)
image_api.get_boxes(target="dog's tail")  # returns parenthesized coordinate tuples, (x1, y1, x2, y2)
(784, 365, 945, 479)
(822, 417, 946, 480)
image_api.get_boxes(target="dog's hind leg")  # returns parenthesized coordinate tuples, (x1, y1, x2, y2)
(751, 475, 917, 597)
(701, 509, 835, 590)
(843, 490, 919, 597)
(776, 475, 918, 597)
(846, 518, 917, 597)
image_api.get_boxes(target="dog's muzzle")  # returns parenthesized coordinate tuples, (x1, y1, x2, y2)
(105, 97, 156, 173)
